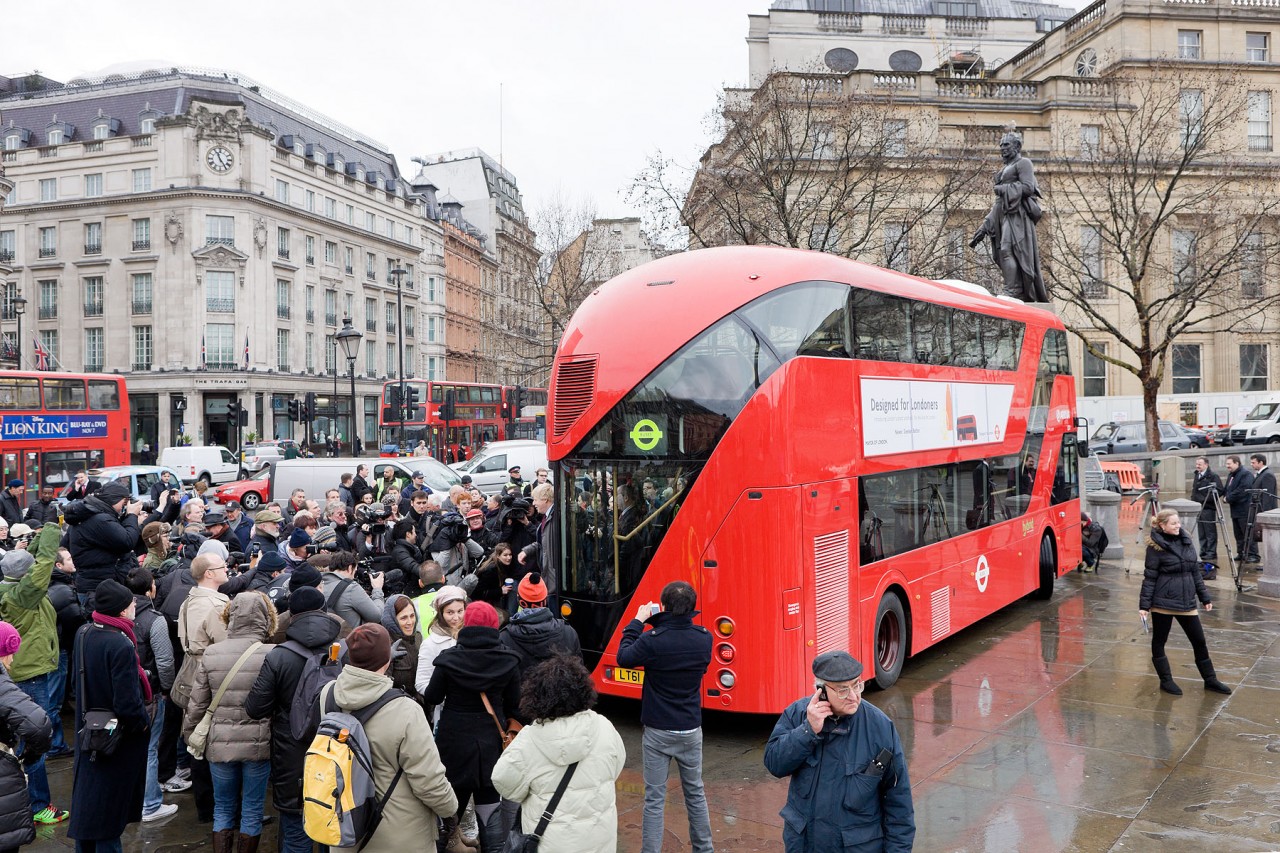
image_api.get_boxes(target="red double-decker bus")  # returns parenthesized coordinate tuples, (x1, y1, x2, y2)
(548, 247, 1082, 714)
(0, 371, 131, 503)
(379, 380, 507, 459)
(503, 385, 547, 441)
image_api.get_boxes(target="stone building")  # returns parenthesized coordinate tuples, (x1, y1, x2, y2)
(439, 201, 499, 383)
(0, 67, 445, 452)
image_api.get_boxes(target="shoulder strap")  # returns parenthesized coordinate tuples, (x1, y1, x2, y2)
(352, 687, 405, 726)
(326, 578, 355, 612)
(533, 761, 579, 838)
(208, 642, 262, 716)
(280, 639, 312, 660)
(479, 692, 506, 742)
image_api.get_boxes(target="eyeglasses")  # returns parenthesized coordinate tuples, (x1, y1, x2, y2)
(824, 681, 865, 699)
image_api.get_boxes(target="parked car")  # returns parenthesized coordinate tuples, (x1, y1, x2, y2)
(1088, 420, 1192, 454)
(239, 440, 302, 474)
(1180, 425, 1211, 448)
(450, 440, 549, 493)
(80, 466, 187, 506)
(268, 457, 460, 504)
(211, 468, 271, 511)
(1209, 425, 1234, 447)
(157, 445, 241, 486)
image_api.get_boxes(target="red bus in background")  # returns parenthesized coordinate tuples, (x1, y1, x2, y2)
(547, 246, 1082, 715)
(503, 385, 547, 441)
(0, 371, 130, 503)
(379, 380, 507, 460)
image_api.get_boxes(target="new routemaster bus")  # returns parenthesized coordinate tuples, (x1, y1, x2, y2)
(0, 370, 131, 502)
(547, 246, 1081, 714)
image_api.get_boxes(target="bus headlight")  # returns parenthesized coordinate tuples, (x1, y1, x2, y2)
(714, 617, 735, 638)
(717, 670, 736, 690)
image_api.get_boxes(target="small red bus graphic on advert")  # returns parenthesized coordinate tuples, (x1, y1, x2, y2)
(956, 415, 978, 441)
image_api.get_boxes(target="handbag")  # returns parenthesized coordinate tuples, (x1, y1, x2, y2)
(480, 692, 522, 750)
(506, 761, 579, 853)
(75, 624, 123, 759)
(171, 605, 201, 711)
(186, 642, 262, 760)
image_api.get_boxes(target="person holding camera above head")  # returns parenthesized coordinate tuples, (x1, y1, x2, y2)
(431, 512, 485, 587)
(764, 651, 915, 853)
(62, 480, 144, 611)
(320, 550, 384, 629)
(1192, 457, 1223, 574)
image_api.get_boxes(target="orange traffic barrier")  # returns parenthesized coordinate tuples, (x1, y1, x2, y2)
(1098, 459, 1145, 493)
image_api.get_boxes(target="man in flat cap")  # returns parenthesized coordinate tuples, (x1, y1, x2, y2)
(764, 650, 914, 852)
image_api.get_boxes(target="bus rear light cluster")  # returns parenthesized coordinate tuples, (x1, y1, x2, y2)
(717, 669, 736, 690)
(560, 601, 573, 618)
(714, 617, 735, 638)
(716, 643, 735, 664)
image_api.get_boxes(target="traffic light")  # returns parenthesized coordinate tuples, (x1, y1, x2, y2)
(440, 389, 456, 422)
(387, 385, 402, 414)
(226, 399, 241, 424)
(405, 385, 420, 420)
(510, 386, 524, 416)
(304, 392, 317, 422)
(287, 399, 300, 421)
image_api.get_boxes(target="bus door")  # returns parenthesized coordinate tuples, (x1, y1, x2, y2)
(801, 479, 860, 690)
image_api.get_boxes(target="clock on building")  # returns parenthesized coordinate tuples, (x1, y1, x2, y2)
(206, 146, 234, 173)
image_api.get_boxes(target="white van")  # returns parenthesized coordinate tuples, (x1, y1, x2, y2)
(269, 457, 460, 504)
(158, 446, 241, 486)
(1230, 401, 1280, 446)
(451, 440, 549, 493)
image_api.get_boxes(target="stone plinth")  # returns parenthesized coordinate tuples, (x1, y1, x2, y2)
(1255, 509, 1280, 598)
(1086, 490, 1125, 559)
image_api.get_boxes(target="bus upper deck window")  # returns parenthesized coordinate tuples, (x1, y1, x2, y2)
(88, 380, 120, 410)
(43, 379, 86, 410)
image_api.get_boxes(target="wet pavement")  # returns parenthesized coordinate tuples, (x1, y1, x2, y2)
(28, 530, 1280, 852)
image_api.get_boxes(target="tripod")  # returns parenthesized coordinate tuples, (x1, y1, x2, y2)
(1198, 485, 1242, 593)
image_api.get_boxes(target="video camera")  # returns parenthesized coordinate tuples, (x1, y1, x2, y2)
(305, 541, 341, 556)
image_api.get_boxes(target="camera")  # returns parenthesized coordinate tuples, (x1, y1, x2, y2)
(305, 542, 340, 555)
(140, 500, 157, 514)
(249, 542, 262, 558)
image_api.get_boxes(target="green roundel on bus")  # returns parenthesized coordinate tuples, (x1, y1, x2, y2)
(629, 418, 665, 453)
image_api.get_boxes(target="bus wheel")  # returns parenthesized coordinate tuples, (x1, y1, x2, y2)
(241, 492, 261, 510)
(1033, 533, 1058, 600)
(873, 593, 906, 689)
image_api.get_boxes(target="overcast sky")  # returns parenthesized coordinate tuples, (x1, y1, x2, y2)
(3, 0, 763, 221)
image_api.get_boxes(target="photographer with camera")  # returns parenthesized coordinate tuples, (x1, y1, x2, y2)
(62, 480, 145, 610)
(495, 494, 536, 555)
(430, 512, 484, 587)
(390, 518, 426, 582)
(1192, 458, 1223, 571)
(282, 527, 312, 571)
(320, 550, 384, 628)
(353, 501, 394, 561)
(248, 509, 283, 559)
(149, 470, 179, 505)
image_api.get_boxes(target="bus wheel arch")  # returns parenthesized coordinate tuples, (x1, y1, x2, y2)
(1032, 530, 1058, 600)
(872, 588, 909, 689)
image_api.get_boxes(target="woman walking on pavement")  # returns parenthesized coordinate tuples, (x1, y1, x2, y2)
(1140, 510, 1232, 696)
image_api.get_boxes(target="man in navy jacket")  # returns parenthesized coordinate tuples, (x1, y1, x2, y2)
(617, 580, 714, 853)
(764, 651, 915, 853)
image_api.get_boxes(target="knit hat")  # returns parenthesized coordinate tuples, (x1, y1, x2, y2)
(6, 479, 22, 489)
(464, 601, 500, 629)
(518, 572, 547, 605)
(347, 623, 392, 671)
(197, 539, 229, 560)
(432, 585, 467, 614)
(142, 521, 171, 547)
(290, 563, 323, 590)
(0, 550, 34, 580)
(98, 481, 131, 503)
(288, 586, 325, 615)
(94, 579, 133, 616)
(257, 551, 286, 574)
(0, 621, 20, 657)
(288, 528, 311, 549)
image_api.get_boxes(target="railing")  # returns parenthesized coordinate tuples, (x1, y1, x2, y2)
(366, 271, 376, 281)
(0, 251, 13, 262)
(946, 17, 989, 34)
(207, 297, 236, 313)
(132, 239, 151, 251)
(132, 361, 151, 371)
(882, 14, 926, 34)
(132, 136, 152, 148)
(424, 253, 445, 266)
(1065, 0, 1107, 46)
(85, 362, 103, 372)
(38, 306, 56, 320)
(306, 309, 315, 323)
(405, 325, 414, 338)
(365, 318, 377, 333)
(345, 265, 353, 275)
(83, 302, 103, 317)
(206, 359, 237, 370)
(817, 12, 861, 31)
(38, 247, 56, 258)
(84, 141, 103, 153)
(1067, 78, 1115, 97)
(1011, 40, 1047, 70)
(277, 362, 290, 372)
(131, 300, 152, 315)
(206, 237, 235, 247)
(278, 248, 290, 260)
(84, 243, 101, 255)
(277, 305, 291, 319)
(872, 73, 918, 90)
(366, 368, 377, 379)
(937, 79, 1040, 99)
(1, 152, 14, 163)
(306, 255, 315, 265)
(385, 321, 396, 334)
(38, 146, 58, 159)
(325, 312, 337, 326)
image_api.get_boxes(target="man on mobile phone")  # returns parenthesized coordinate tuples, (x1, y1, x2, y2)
(764, 651, 915, 853)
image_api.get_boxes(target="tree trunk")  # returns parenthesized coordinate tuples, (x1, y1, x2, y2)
(1143, 380, 1162, 452)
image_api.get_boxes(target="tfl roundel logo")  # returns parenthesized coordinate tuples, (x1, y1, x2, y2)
(975, 555, 990, 593)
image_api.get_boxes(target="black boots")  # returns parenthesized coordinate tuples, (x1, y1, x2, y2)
(1153, 655, 1182, 695)
(1196, 658, 1233, 694)
(212, 830, 235, 853)
(479, 810, 508, 853)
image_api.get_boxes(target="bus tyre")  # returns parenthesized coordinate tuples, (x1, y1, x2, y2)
(873, 593, 906, 689)
(241, 492, 261, 510)
(1033, 533, 1058, 600)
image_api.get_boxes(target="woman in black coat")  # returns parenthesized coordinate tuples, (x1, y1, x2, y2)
(423, 601, 521, 852)
(69, 579, 152, 851)
(1139, 510, 1231, 696)
(0, 621, 52, 853)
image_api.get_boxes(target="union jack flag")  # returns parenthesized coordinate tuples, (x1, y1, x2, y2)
(32, 335, 50, 371)
(200, 334, 206, 367)
(243, 333, 250, 369)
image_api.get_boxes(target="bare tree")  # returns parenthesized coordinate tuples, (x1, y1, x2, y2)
(630, 70, 987, 278)
(1041, 62, 1280, 449)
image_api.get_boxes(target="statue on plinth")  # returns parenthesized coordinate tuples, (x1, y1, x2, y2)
(970, 130, 1049, 303)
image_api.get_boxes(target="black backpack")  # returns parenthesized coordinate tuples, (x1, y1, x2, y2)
(282, 640, 345, 741)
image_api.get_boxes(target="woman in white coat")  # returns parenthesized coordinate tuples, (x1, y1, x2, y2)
(414, 585, 467, 725)
(492, 655, 626, 853)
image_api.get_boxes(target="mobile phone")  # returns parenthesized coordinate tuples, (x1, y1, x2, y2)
(649, 603, 661, 616)
(816, 683, 828, 702)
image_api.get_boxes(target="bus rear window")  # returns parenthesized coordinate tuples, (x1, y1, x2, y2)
(0, 378, 40, 409)
(88, 380, 120, 410)
(43, 379, 86, 410)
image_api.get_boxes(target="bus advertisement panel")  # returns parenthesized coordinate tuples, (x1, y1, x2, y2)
(0, 371, 130, 504)
(546, 247, 1081, 715)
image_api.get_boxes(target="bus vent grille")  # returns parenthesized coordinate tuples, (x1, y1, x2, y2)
(813, 531, 849, 655)
(930, 586, 950, 642)
(552, 357, 598, 439)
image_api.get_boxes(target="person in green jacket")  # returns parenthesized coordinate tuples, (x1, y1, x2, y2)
(0, 524, 67, 824)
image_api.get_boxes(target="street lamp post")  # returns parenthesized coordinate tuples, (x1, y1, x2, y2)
(13, 294, 27, 369)
(336, 317, 363, 457)
(390, 266, 408, 452)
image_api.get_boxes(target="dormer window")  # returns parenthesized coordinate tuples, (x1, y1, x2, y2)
(140, 118, 155, 134)
(91, 115, 121, 140)
(47, 129, 63, 145)
(45, 120, 74, 146)
(936, 0, 978, 16)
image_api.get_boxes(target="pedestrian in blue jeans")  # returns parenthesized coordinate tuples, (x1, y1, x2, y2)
(616, 580, 715, 853)
(126, 567, 178, 822)
(47, 545, 85, 756)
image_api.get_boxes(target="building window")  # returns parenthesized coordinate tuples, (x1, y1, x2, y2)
(132, 168, 151, 193)
(366, 252, 376, 280)
(1081, 225, 1103, 296)
(276, 280, 291, 319)
(305, 331, 315, 372)
(344, 292, 354, 319)
(1248, 32, 1270, 62)
(84, 222, 102, 255)
(1080, 124, 1100, 158)
(306, 235, 316, 265)
(366, 344, 377, 378)
(38, 280, 57, 320)
(386, 220, 396, 240)
(132, 218, 151, 251)
(365, 298, 377, 332)
(84, 173, 103, 198)
(427, 356, 439, 380)
(0, 230, 13, 263)
(85, 328, 104, 371)
(206, 323, 236, 369)
(131, 273, 153, 314)
(206, 215, 235, 246)
(405, 308, 414, 337)
(275, 179, 289, 203)
(883, 120, 907, 157)
(346, 204, 355, 225)
(1180, 89, 1204, 148)
(277, 328, 290, 371)
(1082, 344, 1107, 397)
(405, 345, 414, 373)
(1172, 229, 1197, 287)
(325, 197, 337, 219)
(1243, 231, 1265, 298)
(39, 178, 56, 202)
(1178, 30, 1202, 60)
(428, 316, 437, 342)
(427, 276, 437, 302)
(936, 0, 978, 14)
(133, 326, 153, 371)
(385, 302, 397, 334)
(305, 190, 316, 213)
(206, 270, 236, 313)
(39, 227, 56, 257)
(344, 246, 354, 274)
(1242, 343, 1269, 391)
(366, 212, 376, 231)
(884, 223, 908, 271)
(1249, 90, 1272, 151)
(277, 227, 290, 259)
(386, 342, 396, 375)
(38, 330, 58, 365)
(83, 277, 104, 317)
(1172, 343, 1202, 393)
(325, 335, 337, 373)
(305, 286, 315, 324)
(139, 117, 156, 134)
(325, 289, 337, 326)
(93, 123, 111, 141)
(324, 240, 337, 264)
(47, 128, 63, 146)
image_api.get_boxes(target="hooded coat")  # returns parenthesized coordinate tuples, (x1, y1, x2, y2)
(244, 607, 343, 812)
(326, 664, 458, 853)
(1141, 528, 1212, 613)
(423, 626, 521, 790)
(182, 592, 276, 763)
(62, 495, 142, 595)
(492, 709, 625, 853)
(0, 661, 51, 848)
(380, 594, 423, 700)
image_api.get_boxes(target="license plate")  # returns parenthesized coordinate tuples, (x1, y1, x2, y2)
(611, 667, 645, 684)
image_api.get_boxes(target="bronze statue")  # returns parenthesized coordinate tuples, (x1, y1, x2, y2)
(970, 131, 1049, 303)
